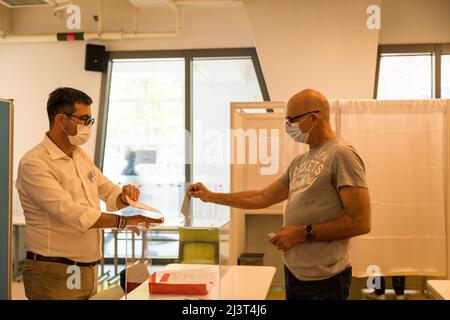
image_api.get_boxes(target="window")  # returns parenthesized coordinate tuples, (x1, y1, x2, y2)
(101, 58, 186, 261)
(442, 54, 450, 98)
(97, 49, 268, 262)
(103, 58, 186, 186)
(375, 44, 450, 99)
(191, 57, 265, 219)
(192, 57, 264, 191)
(377, 54, 434, 99)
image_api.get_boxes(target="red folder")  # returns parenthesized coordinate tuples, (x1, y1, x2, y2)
(148, 272, 210, 295)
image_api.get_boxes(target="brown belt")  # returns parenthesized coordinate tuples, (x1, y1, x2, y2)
(26, 252, 99, 267)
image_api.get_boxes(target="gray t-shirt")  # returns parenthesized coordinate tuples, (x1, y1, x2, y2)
(280, 136, 368, 281)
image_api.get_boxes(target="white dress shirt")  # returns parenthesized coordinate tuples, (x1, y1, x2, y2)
(16, 134, 122, 262)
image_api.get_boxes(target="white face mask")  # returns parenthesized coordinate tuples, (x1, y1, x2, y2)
(285, 115, 314, 144)
(69, 124, 92, 145)
(62, 121, 92, 146)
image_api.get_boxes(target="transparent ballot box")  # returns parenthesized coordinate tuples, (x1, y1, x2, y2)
(122, 216, 232, 300)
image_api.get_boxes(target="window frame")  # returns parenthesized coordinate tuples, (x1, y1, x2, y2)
(374, 43, 450, 99)
(94, 48, 270, 185)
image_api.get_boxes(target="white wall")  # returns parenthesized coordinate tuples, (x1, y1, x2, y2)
(0, 42, 102, 167)
(0, 42, 102, 218)
(4, 0, 450, 102)
(0, 5, 9, 33)
(379, 0, 450, 44)
(243, 0, 381, 101)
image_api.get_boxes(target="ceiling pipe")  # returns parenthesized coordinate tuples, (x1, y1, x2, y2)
(97, 0, 103, 35)
(132, 5, 138, 33)
(174, 0, 242, 5)
(53, 3, 72, 13)
(0, 29, 181, 43)
(42, 0, 73, 12)
(0, 5, 9, 37)
(0, 0, 181, 44)
(167, 0, 181, 33)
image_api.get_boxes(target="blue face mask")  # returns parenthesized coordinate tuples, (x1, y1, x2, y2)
(285, 115, 315, 144)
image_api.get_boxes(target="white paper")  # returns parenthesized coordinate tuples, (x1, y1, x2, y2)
(180, 191, 191, 217)
(125, 195, 163, 216)
(155, 269, 217, 284)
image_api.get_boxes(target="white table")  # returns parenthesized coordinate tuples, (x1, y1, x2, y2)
(427, 280, 450, 300)
(124, 264, 276, 300)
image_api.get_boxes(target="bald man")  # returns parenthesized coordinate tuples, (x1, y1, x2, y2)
(188, 89, 370, 300)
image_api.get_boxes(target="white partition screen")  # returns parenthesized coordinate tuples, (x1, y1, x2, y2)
(339, 99, 448, 277)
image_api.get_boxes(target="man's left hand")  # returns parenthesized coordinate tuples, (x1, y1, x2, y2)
(269, 226, 305, 252)
(121, 184, 140, 204)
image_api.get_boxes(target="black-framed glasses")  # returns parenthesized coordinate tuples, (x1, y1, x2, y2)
(64, 113, 95, 126)
(285, 110, 320, 126)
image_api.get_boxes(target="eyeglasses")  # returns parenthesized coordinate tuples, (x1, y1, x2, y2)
(285, 110, 320, 127)
(64, 113, 95, 126)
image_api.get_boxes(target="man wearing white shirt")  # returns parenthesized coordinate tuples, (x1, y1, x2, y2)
(16, 87, 162, 300)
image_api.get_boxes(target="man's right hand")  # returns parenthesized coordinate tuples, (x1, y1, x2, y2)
(187, 179, 289, 210)
(188, 182, 213, 203)
(127, 214, 164, 226)
(125, 214, 164, 236)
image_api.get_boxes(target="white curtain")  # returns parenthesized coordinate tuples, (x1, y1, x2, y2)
(337, 99, 448, 277)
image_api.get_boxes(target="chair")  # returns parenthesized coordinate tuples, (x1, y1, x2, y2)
(89, 285, 124, 300)
(178, 227, 220, 265)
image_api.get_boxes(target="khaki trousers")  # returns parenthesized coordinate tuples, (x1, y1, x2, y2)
(23, 259, 98, 300)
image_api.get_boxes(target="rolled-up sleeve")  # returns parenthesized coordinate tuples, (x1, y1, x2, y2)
(18, 159, 101, 233)
(94, 166, 122, 212)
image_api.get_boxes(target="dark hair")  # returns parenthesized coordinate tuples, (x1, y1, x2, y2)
(47, 87, 92, 127)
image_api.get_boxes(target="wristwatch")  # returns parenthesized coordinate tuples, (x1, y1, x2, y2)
(305, 225, 313, 241)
